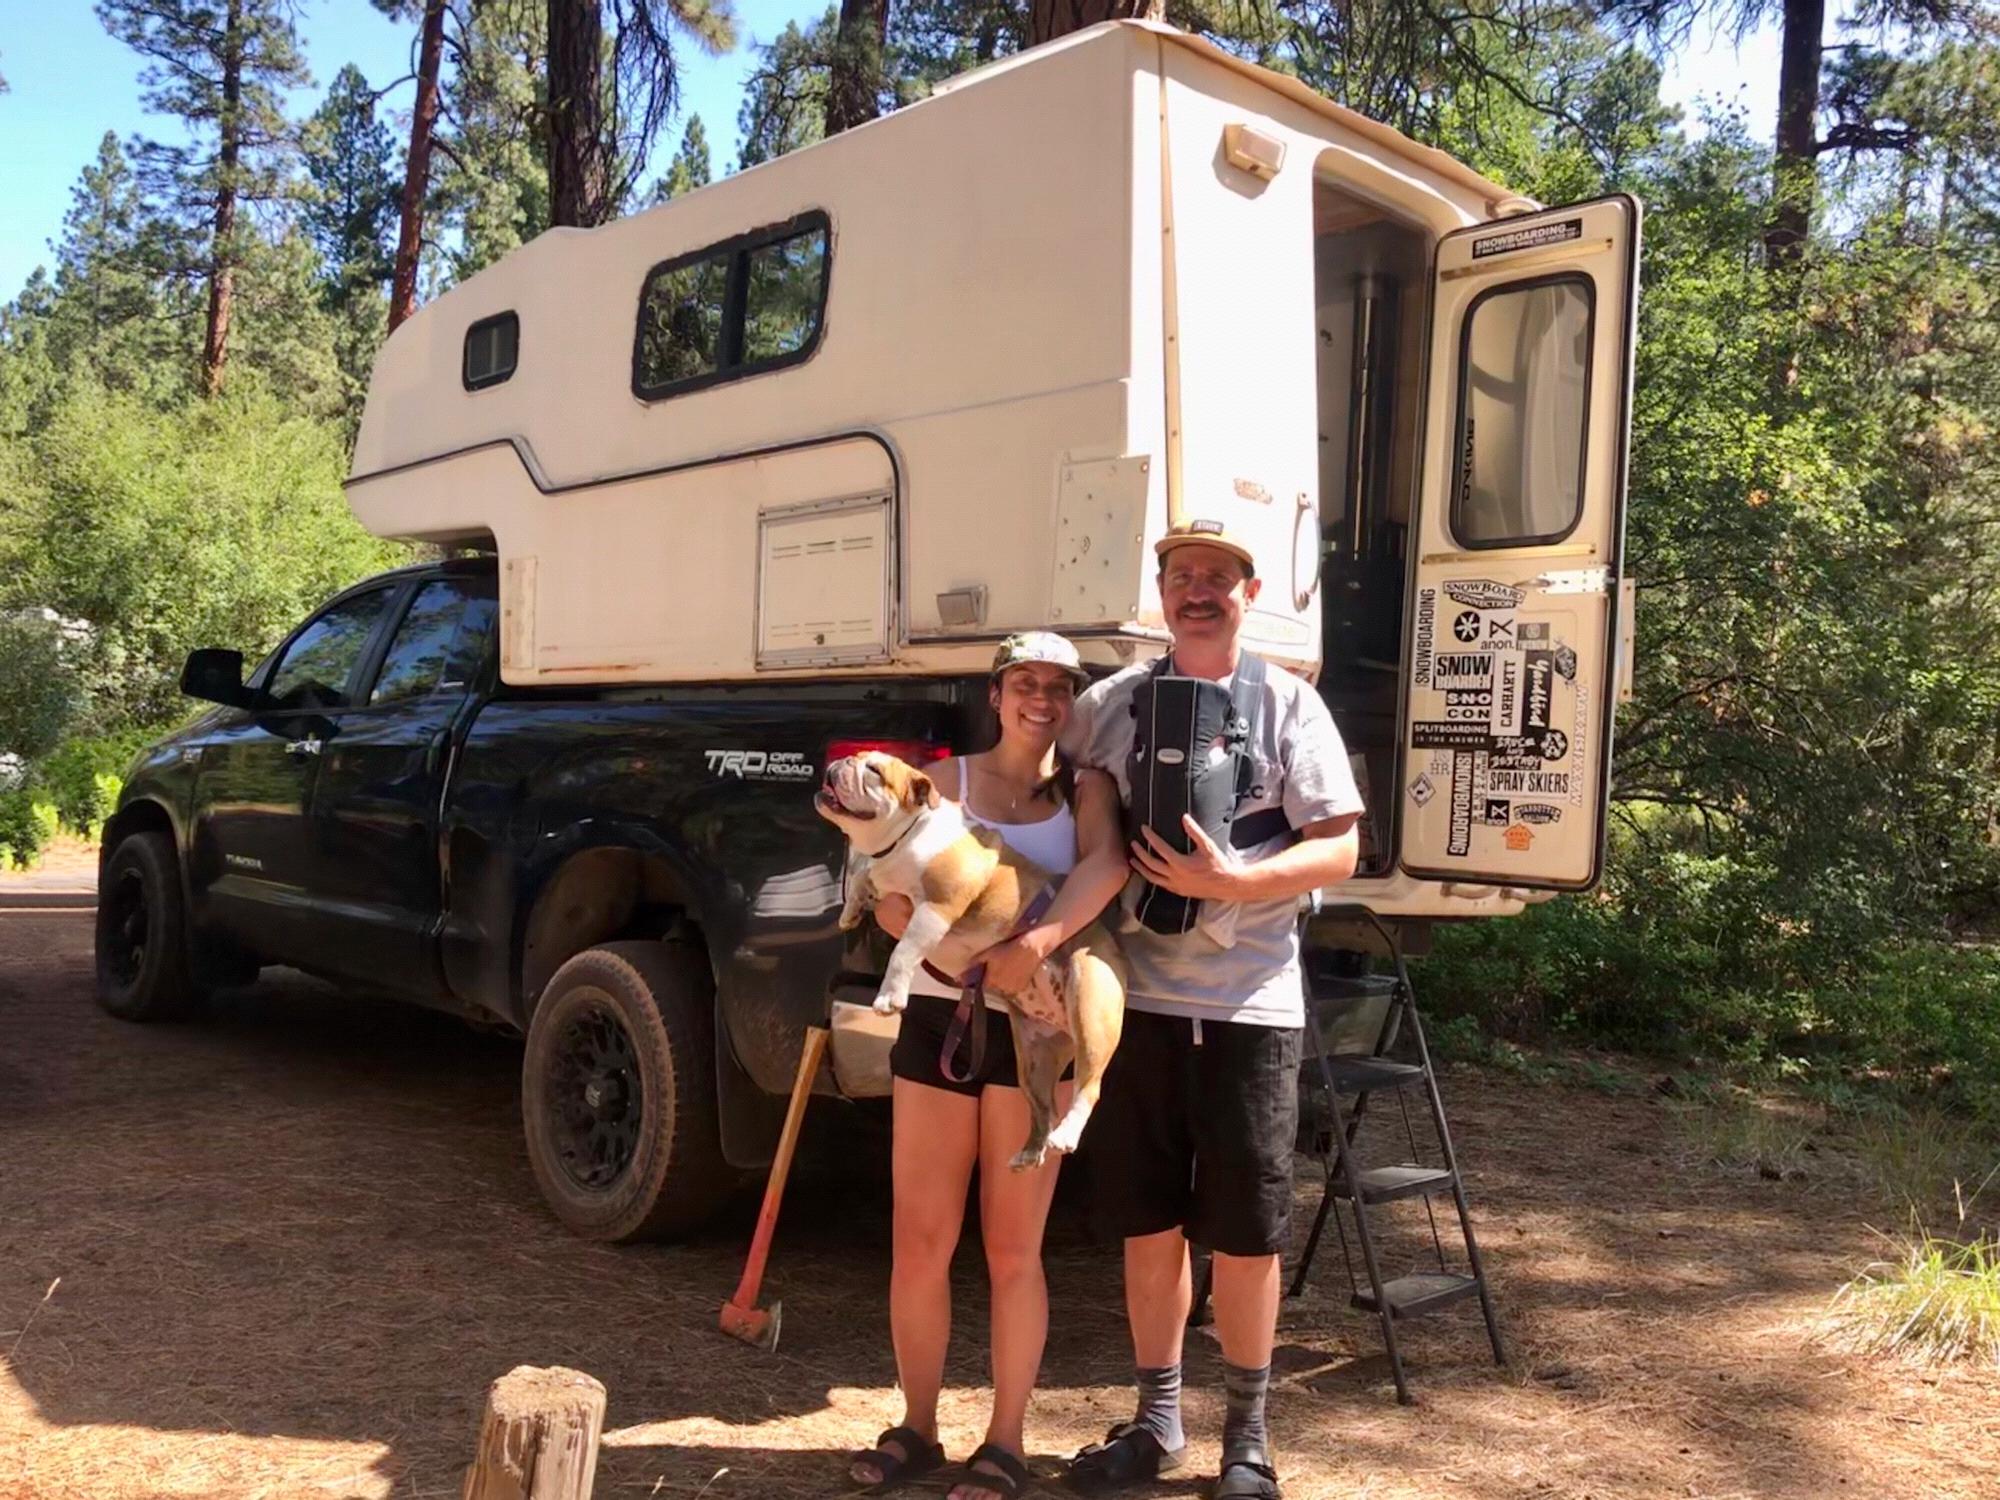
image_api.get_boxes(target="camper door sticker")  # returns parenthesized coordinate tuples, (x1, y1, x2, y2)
(1408, 580, 1583, 859)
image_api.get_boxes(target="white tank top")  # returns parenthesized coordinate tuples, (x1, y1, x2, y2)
(906, 757, 1076, 999)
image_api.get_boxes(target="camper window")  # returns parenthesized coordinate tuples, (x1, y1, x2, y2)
(1450, 275, 1593, 549)
(632, 211, 830, 400)
(463, 312, 519, 391)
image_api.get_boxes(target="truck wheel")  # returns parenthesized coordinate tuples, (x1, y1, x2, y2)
(94, 831, 198, 1022)
(522, 940, 730, 1242)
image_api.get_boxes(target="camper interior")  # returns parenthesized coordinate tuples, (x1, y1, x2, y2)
(1312, 165, 1430, 877)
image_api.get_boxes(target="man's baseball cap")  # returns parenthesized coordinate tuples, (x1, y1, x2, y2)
(1155, 519, 1257, 577)
(990, 631, 1089, 688)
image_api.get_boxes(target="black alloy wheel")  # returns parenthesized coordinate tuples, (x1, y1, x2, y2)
(544, 1000, 644, 1191)
(521, 940, 731, 1242)
(94, 830, 198, 1021)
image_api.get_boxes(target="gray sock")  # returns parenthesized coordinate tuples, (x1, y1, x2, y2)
(1133, 1362, 1185, 1453)
(1221, 1360, 1271, 1464)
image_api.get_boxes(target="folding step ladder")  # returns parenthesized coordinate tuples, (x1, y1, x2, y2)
(1192, 925, 1506, 1404)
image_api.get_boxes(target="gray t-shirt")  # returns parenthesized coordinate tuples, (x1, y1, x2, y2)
(1061, 656, 1364, 1027)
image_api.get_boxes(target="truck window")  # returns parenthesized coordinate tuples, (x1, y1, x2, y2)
(463, 311, 519, 390)
(1450, 275, 1593, 548)
(632, 211, 830, 400)
(264, 588, 395, 712)
(367, 577, 498, 706)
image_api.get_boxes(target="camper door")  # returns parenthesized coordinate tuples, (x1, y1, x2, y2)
(1398, 196, 1639, 890)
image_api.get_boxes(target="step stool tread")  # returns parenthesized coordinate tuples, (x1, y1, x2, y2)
(1351, 1271, 1480, 1318)
(1321, 1055, 1426, 1092)
(1337, 1165, 1456, 1203)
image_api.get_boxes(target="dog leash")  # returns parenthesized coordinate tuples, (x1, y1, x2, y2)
(933, 885, 1058, 1085)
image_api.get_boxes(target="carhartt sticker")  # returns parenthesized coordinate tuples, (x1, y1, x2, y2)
(1445, 579, 1524, 611)
(1472, 217, 1582, 260)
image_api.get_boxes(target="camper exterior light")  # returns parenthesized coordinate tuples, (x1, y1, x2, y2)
(1223, 122, 1287, 181)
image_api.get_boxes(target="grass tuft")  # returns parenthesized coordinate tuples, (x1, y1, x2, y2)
(1823, 1227, 2000, 1368)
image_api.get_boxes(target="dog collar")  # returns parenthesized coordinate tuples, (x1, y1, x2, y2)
(871, 811, 925, 860)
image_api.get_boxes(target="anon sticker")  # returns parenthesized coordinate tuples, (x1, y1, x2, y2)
(1472, 217, 1582, 260)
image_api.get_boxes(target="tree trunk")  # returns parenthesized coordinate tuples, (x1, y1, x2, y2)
(389, 0, 446, 334)
(1764, 0, 1824, 269)
(547, 0, 611, 228)
(202, 0, 244, 397)
(1029, 0, 1163, 44)
(826, 0, 890, 137)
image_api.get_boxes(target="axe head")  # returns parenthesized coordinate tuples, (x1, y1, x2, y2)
(719, 1298, 782, 1351)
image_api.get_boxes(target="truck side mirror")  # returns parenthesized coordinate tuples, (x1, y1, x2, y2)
(180, 648, 250, 708)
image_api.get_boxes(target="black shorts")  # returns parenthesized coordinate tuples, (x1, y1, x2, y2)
(890, 994, 1024, 1096)
(1089, 1009, 1301, 1257)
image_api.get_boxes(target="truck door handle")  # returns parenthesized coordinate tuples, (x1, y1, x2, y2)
(285, 736, 323, 759)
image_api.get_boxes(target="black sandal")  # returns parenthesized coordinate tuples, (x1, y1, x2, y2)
(849, 1425, 947, 1493)
(952, 1443, 1034, 1499)
(1064, 1422, 1184, 1492)
(1211, 1450, 1281, 1500)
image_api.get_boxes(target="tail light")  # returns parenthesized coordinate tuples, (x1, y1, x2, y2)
(826, 738, 950, 766)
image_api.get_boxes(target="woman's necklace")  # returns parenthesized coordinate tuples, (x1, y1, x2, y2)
(980, 759, 1040, 818)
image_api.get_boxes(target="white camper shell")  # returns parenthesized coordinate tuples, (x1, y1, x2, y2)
(346, 20, 1640, 920)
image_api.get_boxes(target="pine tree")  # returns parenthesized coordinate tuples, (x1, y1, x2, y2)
(374, 1, 448, 333)
(827, 0, 891, 134)
(648, 113, 713, 202)
(546, 1, 739, 228)
(738, 18, 832, 168)
(436, 0, 551, 279)
(303, 67, 398, 308)
(303, 65, 398, 408)
(96, 0, 312, 397)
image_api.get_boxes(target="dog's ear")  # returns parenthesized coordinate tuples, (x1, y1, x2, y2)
(903, 768, 940, 811)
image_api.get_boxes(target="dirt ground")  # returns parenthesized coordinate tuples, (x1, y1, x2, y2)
(2, 899, 1996, 1500)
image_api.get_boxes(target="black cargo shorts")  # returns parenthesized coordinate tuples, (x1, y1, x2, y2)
(1089, 1007, 1300, 1257)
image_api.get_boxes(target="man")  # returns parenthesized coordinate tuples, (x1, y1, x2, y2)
(1059, 521, 1363, 1500)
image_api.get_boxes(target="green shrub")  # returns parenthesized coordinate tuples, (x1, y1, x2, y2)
(38, 729, 153, 835)
(0, 789, 59, 869)
(1420, 835, 2000, 1121)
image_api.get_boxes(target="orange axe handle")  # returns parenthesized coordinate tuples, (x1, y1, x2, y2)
(726, 1025, 829, 1314)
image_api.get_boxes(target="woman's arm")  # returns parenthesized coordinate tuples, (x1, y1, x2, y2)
(972, 767, 1128, 993)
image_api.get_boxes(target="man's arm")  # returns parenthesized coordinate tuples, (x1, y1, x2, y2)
(1130, 811, 1359, 905)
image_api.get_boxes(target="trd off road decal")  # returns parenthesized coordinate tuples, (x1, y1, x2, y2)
(1407, 578, 1581, 858)
(704, 749, 817, 781)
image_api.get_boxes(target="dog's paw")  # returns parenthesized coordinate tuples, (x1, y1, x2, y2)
(1009, 1144, 1049, 1173)
(838, 908, 866, 932)
(1045, 1107, 1092, 1157)
(872, 992, 908, 1016)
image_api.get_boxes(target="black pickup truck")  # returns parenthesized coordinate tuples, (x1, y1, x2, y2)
(95, 554, 975, 1239)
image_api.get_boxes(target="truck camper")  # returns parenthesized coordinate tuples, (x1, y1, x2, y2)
(100, 20, 1640, 1240)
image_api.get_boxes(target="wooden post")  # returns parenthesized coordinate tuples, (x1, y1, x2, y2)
(462, 1365, 607, 1500)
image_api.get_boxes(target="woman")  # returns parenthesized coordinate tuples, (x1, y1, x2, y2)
(848, 632, 1129, 1500)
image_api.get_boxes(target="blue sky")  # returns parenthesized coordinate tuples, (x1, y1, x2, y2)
(0, 2, 1778, 303)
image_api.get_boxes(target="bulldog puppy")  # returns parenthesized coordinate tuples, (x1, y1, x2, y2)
(816, 750, 1126, 1169)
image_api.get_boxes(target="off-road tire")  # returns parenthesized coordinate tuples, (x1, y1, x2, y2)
(94, 831, 199, 1022)
(521, 940, 730, 1242)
